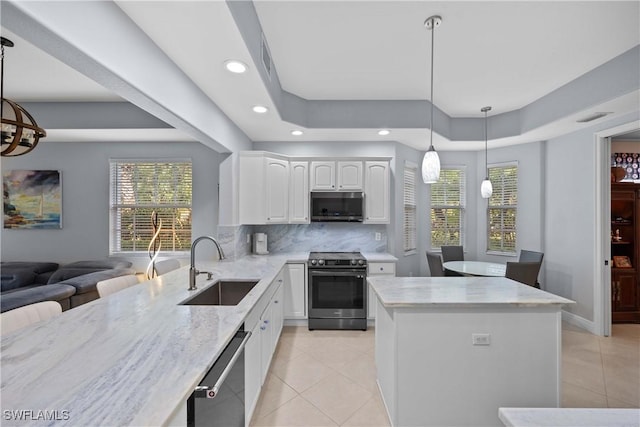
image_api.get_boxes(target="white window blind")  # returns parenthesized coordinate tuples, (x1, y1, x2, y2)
(110, 159, 192, 254)
(403, 163, 417, 254)
(430, 168, 466, 248)
(487, 163, 518, 253)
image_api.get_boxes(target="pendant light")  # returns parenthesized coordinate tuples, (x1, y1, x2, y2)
(421, 15, 442, 184)
(1, 37, 46, 157)
(480, 106, 493, 198)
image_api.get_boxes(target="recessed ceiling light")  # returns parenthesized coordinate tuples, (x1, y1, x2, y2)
(252, 105, 268, 114)
(378, 129, 390, 136)
(224, 60, 247, 74)
(291, 130, 303, 136)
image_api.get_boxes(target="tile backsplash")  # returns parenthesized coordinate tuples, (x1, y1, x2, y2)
(217, 225, 252, 260)
(252, 223, 388, 254)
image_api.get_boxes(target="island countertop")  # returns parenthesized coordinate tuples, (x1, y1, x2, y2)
(367, 276, 575, 307)
(0, 253, 305, 427)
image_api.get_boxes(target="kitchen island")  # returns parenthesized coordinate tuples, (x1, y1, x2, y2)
(0, 253, 307, 427)
(368, 276, 574, 427)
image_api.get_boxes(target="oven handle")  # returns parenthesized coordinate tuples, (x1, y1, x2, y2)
(309, 269, 366, 277)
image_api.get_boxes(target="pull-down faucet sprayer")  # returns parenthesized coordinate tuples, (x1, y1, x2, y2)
(189, 236, 225, 291)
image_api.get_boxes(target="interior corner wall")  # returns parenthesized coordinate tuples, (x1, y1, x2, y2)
(1, 141, 220, 272)
(545, 112, 640, 322)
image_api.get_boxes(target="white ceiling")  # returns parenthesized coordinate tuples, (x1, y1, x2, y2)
(1, 1, 639, 151)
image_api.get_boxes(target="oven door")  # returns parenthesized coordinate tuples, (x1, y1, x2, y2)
(308, 269, 366, 319)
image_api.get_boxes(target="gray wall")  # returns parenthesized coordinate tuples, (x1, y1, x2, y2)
(545, 112, 640, 322)
(1, 141, 220, 272)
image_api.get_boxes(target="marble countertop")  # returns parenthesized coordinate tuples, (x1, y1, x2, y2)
(0, 254, 303, 426)
(0, 250, 393, 426)
(499, 408, 640, 426)
(361, 252, 398, 262)
(368, 276, 575, 307)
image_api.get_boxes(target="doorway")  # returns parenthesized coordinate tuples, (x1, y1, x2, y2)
(596, 122, 640, 337)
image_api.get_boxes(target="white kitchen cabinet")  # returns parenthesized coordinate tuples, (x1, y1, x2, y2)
(310, 161, 336, 190)
(337, 161, 363, 190)
(364, 161, 390, 224)
(311, 160, 364, 191)
(265, 157, 289, 223)
(289, 161, 309, 223)
(238, 152, 290, 224)
(245, 319, 262, 424)
(245, 272, 285, 425)
(284, 263, 307, 319)
(367, 261, 395, 319)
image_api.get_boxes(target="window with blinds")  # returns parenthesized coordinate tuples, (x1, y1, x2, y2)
(109, 160, 192, 254)
(487, 163, 518, 254)
(430, 168, 466, 248)
(403, 162, 417, 254)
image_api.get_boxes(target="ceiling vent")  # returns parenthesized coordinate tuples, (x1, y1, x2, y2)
(261, 34, 271, 79)
(576, 112, 611, 123)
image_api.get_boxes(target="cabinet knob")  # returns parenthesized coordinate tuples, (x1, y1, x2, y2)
(274, 300, 279, 304)
(260, 325, 266, 330)
(264, 319, 269, 324)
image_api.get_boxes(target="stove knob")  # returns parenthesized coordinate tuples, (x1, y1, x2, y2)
(351, 259, 357, 266)
(358, 260, 365, 266)
(318, 259, 325, 265)
(310, 259, 317, 266)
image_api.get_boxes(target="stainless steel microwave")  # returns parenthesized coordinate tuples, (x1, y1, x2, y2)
(310, 191, 364, 222)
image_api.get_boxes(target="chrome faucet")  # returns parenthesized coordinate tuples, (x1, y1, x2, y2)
(189, 236, 226, 291)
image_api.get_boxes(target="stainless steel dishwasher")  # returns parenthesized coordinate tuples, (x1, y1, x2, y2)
(187, 327, 251, 427)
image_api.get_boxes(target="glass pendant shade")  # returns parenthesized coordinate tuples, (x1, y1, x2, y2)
(481, 178, 493, 198)
(422, 146, 440, 184)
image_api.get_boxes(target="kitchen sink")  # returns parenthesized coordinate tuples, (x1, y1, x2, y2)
(180, 280, 259, 306)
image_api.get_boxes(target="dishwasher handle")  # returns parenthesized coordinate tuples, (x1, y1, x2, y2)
(194, 330, 251, 399)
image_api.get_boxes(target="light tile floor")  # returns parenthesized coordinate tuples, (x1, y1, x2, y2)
(249, 323, 640, 426)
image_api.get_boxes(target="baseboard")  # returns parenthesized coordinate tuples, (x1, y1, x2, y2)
(562, 309, 598, 335)
(283, 319, 307, 327)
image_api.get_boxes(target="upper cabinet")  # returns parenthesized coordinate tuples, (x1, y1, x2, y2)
(364, 161, 390, 224)
(310, 161, 363, 191)
(238, 152, 290, 224)
(221, 152, 390, 225)
(337, 161, 363, 190)
(289, 161, 309, 223)
(310, 161, 336, 190)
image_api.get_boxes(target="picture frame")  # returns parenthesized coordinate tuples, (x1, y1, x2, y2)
(3, 170, 62, 229)
(613, 256, 632, 268)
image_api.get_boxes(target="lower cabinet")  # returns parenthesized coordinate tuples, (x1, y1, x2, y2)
(284, 263, 307, 319)
(367, 262, 396, 319)
(612, 269, 638, 313)
(245, 271, 284, 426)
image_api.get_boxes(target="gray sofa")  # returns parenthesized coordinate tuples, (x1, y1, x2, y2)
(1, 259, 135, 313)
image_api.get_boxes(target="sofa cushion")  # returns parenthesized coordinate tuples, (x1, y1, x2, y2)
(1, 270, 38, 292)
(0, 283, 76, 313)
(47, 267, 107, 284)
(57, 268, 136, 295)
(62, 259, 133, 270)
(1, 262, 59, 274)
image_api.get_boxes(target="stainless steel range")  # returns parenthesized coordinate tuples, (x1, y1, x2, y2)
(308, 252, 367, 330)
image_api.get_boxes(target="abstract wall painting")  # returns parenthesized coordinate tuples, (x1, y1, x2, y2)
(3, 170, 62, 229)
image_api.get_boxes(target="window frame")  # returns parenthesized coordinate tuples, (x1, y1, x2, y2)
(403, 161, 418, 256)
(429, 166, 466, 251)
(486, 161, 518, 255)
(109, 158, 193, 256)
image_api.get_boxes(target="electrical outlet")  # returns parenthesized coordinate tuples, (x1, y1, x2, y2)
(472, 334, 491, 346)
(375, 232, 381, 241)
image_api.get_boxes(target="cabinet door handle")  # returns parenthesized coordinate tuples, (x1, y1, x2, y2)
(260, 325, 266, 330)
(263, 319, 269, 324)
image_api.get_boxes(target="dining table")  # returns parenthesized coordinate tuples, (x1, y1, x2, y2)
(443, 260, 506, 277)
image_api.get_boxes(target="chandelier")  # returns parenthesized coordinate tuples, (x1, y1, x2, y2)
(1, 37, 46, 157)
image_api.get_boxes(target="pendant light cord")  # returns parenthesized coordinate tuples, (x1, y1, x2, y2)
(429, 19, 435, 150)
(1, 43, 4, 122)
(484, 108, 488, 175)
